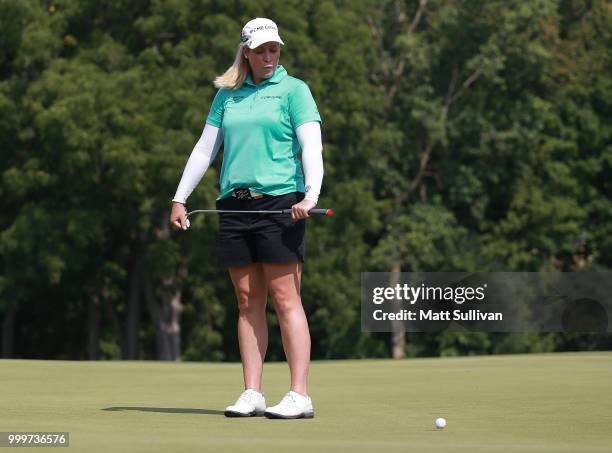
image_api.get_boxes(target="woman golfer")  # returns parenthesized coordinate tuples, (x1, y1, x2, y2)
(170, 18, 323, 419)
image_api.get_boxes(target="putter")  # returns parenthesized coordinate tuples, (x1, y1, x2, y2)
(183, 208, 334, 228)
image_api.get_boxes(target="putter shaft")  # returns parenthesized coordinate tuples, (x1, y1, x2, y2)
(186, 208, 333, 217)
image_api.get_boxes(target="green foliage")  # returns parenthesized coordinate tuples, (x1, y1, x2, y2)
(1, 0, 610, 359)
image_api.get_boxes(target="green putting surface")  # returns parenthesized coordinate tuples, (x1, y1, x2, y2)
(1, 352, 611, 452)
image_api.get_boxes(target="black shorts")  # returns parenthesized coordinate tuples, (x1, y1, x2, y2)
(215, 191, 306, 268)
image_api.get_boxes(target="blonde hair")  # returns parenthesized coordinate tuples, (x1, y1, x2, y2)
(213, 43, 250, 90)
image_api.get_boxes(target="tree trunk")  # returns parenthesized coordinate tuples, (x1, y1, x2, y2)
(161, 283, 183, 360)
(2, 307, 16, 358)
(88, 293, 100, 360)
(144, 271, 184, 361)
(142, 209, 185, 361)
(103, 296, 123, 358)
(123, 253, 144, 359)
(390, 263, 405, 359)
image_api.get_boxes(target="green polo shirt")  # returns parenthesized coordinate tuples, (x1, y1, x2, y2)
(206, 65, 322, 200)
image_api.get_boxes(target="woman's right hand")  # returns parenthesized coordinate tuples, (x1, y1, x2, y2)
(170, 202, 189, 230)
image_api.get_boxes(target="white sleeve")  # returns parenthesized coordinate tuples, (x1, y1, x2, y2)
(296, 121, 324, 203)
(172, 124, 223, 204)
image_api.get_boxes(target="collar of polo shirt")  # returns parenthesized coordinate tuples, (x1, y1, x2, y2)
(245, 65, 288, 87)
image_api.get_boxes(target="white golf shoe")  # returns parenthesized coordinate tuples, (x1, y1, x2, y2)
(224, 389, 266, 417)
(264, 390, 314, 419)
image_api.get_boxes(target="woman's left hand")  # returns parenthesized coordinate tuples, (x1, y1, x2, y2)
(291, 198, 316, 221)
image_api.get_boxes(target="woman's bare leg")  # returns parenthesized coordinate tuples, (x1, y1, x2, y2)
(229, 263, 268, 392)
(263, 262, 310, 396)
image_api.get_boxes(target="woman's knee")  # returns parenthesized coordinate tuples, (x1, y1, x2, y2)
(269, 283, 301, 314)
(264, 262, 302, 314)
(236, 289, 267, 313)
(229, 264, 267, 314)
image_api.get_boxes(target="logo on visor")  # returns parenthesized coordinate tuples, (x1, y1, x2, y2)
(241, 24, 278, 43)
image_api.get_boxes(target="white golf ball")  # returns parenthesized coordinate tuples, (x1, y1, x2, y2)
(185, 218, 190, 229)
(435, 417, 446, 429)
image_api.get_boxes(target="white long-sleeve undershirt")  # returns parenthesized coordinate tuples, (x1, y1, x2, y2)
(172, 121, 324, 204)
(172, 123, 223, 204)
(296, 121, 324, 203)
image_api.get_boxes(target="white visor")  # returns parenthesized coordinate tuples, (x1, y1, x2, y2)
(247, 31, 284, 49)
(241, 18, 285, 49)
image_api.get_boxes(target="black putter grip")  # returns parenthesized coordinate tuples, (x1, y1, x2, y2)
(281, 208, 334, 216)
